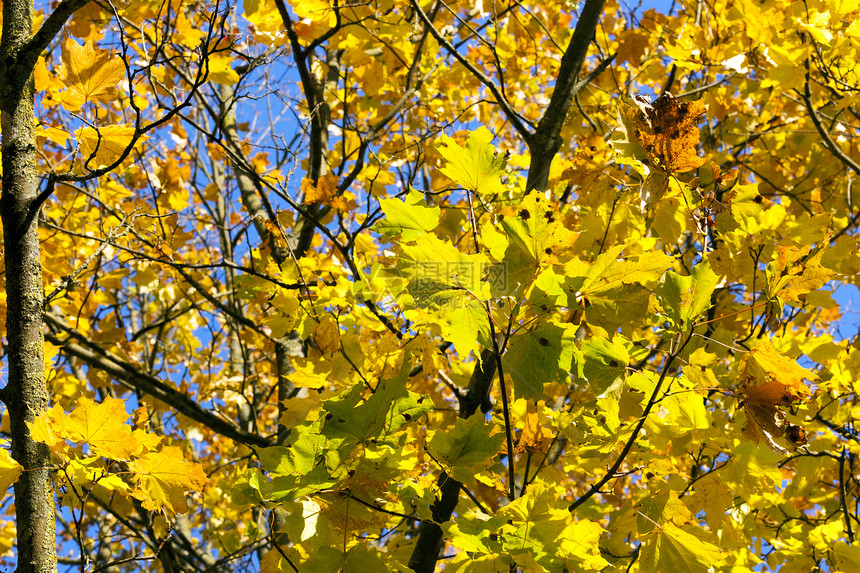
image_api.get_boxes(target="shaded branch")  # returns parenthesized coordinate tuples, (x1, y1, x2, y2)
(801, 63, 860, 176)
(16, 0, 91, 77)
(44, 313, 271, 448)
(525, 0, 607, 193)
(408, 349, 495, 572)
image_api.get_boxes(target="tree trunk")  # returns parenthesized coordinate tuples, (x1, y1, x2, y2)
(1, 0, 58, 570)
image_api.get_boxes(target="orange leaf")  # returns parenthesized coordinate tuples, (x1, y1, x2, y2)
(302, 175, 337, 205)
(129, 446, 208, 514)
(57, 36, 125, 109)
(516, 402, 554, 454)
(738, 339, 815, 407)
(302, 174, 353, 209)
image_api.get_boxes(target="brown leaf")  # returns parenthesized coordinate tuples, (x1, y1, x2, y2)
(516, 402, 553, 454)
(623, 93, 707, 173)
(742, 402, 789, 456)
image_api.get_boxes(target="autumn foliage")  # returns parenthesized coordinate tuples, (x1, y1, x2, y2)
(2, 0, 860, 571)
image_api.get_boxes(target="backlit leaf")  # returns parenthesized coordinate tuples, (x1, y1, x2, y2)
(57, 36, 125, 109)
(129, 446, 208, 514)
(436, 127, 508, 194)
(374, 190, 440, 241)
(0, 443, 22, 493)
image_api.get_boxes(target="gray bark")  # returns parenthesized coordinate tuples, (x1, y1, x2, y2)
(1, 0, 57, 570)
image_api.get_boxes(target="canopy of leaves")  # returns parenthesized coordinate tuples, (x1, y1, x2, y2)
(1, 0, 860, 571)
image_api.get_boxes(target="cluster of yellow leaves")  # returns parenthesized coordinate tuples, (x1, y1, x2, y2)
(36, 36, 145, 173)
(301, 175, 356, 211)
(28, 396, 207, 514)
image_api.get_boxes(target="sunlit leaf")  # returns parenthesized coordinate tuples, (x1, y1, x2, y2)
(57, 36, 125, 109)
(129, 446, 208, 514)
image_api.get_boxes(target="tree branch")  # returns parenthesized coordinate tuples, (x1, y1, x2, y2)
(410, 0, 532, 141)
(16, 0, 91, 76)
(44, 314, 271, 448)
(569, 334, 691, 512)
(407, 349, 495, 572)
(801, 63, 860, 176)
(525, 0, 607, 193)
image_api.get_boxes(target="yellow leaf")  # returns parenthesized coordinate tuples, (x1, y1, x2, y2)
(516, 401, 553, 454)
(57, 36, 125, 109)
(77, 125, 143, 171)
(207, 52, 240, 85)
(738, 339, 814, 456)
(129, 446, 208, 514)
(314, 315, 341, 354)
(29, 403, 70, 453)
(738, 339, 815, 406)
(0, 443, 23, 493)
(65, 396, 141, 460)
(766, 244, 834, 304)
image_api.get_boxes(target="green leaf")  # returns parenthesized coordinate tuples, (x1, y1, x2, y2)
(656, 259, 720, 330)
(500, 193, 574, 264)
(566, 246, 673, 330)
(479, 219, 509, 261)
(503, 321, 577, 399)
(581, 335, 630, 394)
(373, 190, 440, 241)
(445, 512, 505, 554)
(569, 246, 673, 296)
(436, 127, 508, 194)
(322, 362, 431, 444)
(439, 298, 491, 360)
(428, 414, 504, 483)
(397, 235, 490, 305)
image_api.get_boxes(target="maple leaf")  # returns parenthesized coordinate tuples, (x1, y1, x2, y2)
(738, 339, 815, 407)
(500, 193, 575, 265)
(65, 396, 142, 460)
(29, 404, 71, 454)
(428, 415, 505, 484)
(76, 125, 143, 171)
(301, 175, 354, 210)
(129, 446, 208, 514)
(766, 244, 834, 305)
(514, 401, 554, 454)
(436, 127, 508, 194)
(57, 36, 125, 109)
(0, 443, 23, 493)
(373, 189, 440, 241)
(640, 522, 726, 573)
(504, 321, 577, 399)
(30, 397, 143, 460)
(656, 260, 721, 331)
(617, 93, 707, 173)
